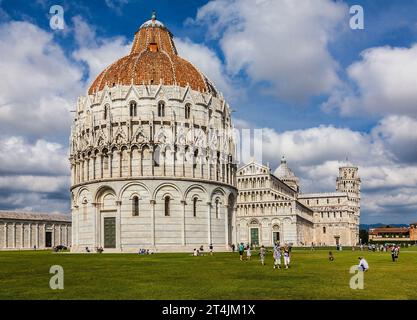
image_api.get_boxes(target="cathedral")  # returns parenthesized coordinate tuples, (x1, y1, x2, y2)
(69, 13, 360, 252)
(236, 157, 360, 247)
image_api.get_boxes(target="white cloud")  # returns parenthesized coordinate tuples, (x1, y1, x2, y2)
(235, 117, 417, 223)
(175, 37, 235, 99)
(371, 115, 417, 164)
(104, 0, 129, 15)
(0, 21, 83, 140)
(193, 0, 347, 102)
(324, 44, 417, 117)
(72, 16, 131, 86)
(0, 175, 69, 193)
(0, 136, 68, 176)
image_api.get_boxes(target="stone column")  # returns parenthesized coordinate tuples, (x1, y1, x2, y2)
(29, 223, 32, 248)
(116, 200, 122, 251)
(42, 223, 46, 248)
(118, 151, 122, 178)
(86, 158, 90, 181)
(220, 162, 224, 182)
(199, 156, 203, 179)
(76, 206, 80, 248)
(127, 150, 132, 177)
(80, 160, 84, 183)
(92, 155, 96, 180)
(3, 223, 7, 248)
(150, 147, 154, 176)
(207, 202, 212, 245)
(172, 148, 176, 177)
(36, 223, 40, 248)
(150, 200, 156, 246)
(109, 153, 113, 178)
(214, 158, 218, 181)
(52, 224, 56, 247)
(12, 223, 16, 248)
(233, 206, 238, 246)
(181, 200, 186, 246)
(207, 156, 212, 180)
(224, 204, 229, 249)
(58, 224, 62, 245)
(92, 202, 99, 248)
(74, 161, 79, 184)
(20, 223, 24, 248)
(99, 153, 103, 179)
(70, 161, 75, 185)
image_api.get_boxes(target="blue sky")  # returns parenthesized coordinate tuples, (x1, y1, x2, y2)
(0, 0, 417, 224)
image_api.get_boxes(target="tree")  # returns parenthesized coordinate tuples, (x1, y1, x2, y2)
(359, 229, 369, 244)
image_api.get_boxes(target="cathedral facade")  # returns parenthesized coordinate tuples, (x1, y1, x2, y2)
(69, 14, 237, 253)
(236, 157, 360, 247)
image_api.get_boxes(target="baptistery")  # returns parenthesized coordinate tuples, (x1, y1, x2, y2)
(69, 13, 237, 252)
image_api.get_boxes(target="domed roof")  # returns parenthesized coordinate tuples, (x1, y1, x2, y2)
(88, 12, 218, 96)
(274, 156, 297, 180)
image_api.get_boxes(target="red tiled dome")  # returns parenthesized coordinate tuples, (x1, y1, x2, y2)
(88, 16, 217, 96)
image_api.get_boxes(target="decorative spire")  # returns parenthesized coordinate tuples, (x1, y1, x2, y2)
(152, 10, 156, 21)
(281, 155, 286, 164)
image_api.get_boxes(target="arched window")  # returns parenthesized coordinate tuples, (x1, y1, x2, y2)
(193, 197, 198, 217)
(164, 196, 170, 216)
(208, 109, 212, 120)
(104, 104, 109, 120)
(158, 101, 165, 117)
(215, 198, 220, 219)
(185, 103, 191, 119)
(132, 196, 139, 216)
(130, 101, 137, 117)
(323, 226, 326, 234)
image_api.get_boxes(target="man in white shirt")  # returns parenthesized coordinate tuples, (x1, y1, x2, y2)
(358, 257, 369, 272)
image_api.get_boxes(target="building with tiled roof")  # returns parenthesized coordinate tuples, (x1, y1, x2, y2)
(369, 226, 410, 243)
(0, 211, 71, 250)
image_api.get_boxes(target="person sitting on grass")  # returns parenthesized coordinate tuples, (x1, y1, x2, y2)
(193, 248, 198, 256)
(85, 247, 90, 253)
(328, 251, 334, 261)
(358, 257, 369, 272)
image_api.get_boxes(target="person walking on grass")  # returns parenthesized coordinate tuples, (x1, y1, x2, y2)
(239, 243, 244, 261)
(259, 245, 266, 265)
(283, 245, 291, 269)
(246, 245, 252, 260)
(209, 243, 214, 256)
(273, 244, 282, 269)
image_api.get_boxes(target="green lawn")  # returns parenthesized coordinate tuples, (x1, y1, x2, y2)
(0, 248, 416, 300)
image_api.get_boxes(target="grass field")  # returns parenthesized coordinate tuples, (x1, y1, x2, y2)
(0, 248, 416, 300)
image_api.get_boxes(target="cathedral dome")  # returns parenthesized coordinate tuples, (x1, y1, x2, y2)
(88, 12, 218, 96)
(274, 156, 297, 179)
